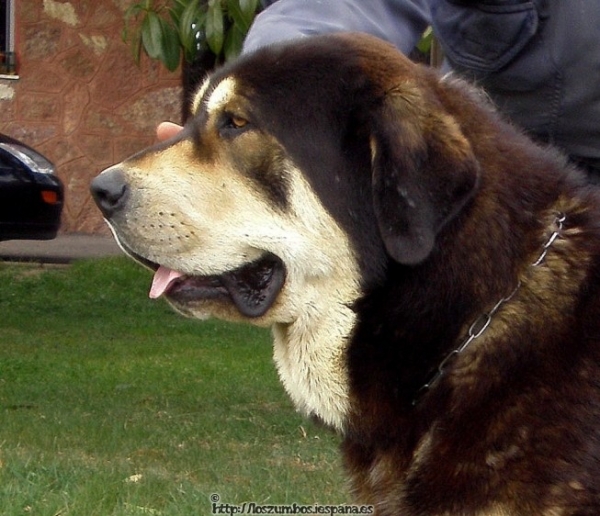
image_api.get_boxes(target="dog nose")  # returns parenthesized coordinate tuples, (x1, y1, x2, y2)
(90, 168, 129, 218)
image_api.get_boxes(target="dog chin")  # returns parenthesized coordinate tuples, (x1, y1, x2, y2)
(165, 297, 272, 325)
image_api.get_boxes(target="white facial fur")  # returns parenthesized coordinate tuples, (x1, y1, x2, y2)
(101, 76, 363, 432)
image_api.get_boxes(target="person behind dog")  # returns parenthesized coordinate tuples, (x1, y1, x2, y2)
(241, 0, 600, 182)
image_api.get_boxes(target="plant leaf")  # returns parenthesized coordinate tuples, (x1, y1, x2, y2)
(141, 11, 164, 60)
(122, 3, 145, 43)
(140, 12, 182, 71)
(417, 26, 433, 54)
(179, 0, 203, 52)
(169, 0, 190, 24)
(239, 0, 259, 19)
(223, 23, 245, 61)
(226, 0, 244, 31)
(227, 0, 258, 34)
(161, 21, 182, 71)
(128, 25, 144, 65)
(206, 0, 224, 56)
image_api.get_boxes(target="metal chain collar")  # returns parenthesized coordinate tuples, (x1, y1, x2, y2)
(413, 212, 567, 405)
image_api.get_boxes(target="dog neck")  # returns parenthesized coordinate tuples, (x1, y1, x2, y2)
(413, 211, 568, 405)
(271, 291, 358, 434)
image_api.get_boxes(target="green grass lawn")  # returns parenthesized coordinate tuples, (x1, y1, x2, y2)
(0, 258, 349, 515)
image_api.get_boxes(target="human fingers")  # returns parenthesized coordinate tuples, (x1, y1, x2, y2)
(156, 121, 183, 142)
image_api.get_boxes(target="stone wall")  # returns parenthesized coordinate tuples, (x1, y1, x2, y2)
(0, 0, 182, 234)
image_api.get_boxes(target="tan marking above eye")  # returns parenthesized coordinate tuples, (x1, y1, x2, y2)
(206, 77, 236, 114)
(192, 78, 211, 115)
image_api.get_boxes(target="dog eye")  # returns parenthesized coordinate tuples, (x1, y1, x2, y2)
(220, 114, 251, 136)
(230, 115, 248, 129)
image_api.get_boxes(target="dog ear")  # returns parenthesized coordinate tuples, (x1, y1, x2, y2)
(370, 92, 480, 265)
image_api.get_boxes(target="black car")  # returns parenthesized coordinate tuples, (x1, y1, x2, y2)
(0, 134, 64, 240)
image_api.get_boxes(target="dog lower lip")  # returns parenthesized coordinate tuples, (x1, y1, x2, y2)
(167, 253, 286, 318)
(116, 239, 286, 317)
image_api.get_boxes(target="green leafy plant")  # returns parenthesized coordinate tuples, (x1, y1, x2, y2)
(416, 26, 433, 56)
(123, 0, 261, 71)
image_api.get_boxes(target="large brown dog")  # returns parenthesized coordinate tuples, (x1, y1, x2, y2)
(91, 33, 600, 515)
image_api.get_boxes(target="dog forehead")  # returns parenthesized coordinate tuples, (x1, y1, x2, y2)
(192, 76, 238, 117)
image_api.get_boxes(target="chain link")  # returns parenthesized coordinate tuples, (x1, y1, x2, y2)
(413, 212, 566, 405)
(532, 212, 566, 266)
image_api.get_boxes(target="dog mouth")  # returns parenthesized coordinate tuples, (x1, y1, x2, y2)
(123, 247, 286, 318)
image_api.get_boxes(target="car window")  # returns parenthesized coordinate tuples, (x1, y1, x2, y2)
(0, 150, 32, 184)
(0, 143, 53, 174)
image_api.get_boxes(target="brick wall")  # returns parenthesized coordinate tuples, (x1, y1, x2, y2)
(0, 0, 183, 234)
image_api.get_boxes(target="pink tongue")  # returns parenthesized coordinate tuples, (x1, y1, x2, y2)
(149, 266, 184, 299)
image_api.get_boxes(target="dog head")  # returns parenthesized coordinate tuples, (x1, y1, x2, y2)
(90, 33, 480, 327)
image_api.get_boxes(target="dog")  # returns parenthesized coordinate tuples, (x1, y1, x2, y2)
(90, 33, 600, 515)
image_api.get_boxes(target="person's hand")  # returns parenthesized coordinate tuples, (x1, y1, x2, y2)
(156, 121, 183, 142)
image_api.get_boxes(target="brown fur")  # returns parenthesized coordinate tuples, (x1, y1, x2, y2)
(91, 34, 600, 515)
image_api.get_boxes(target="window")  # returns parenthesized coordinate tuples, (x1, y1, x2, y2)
(0, 0, 16, 75)
(0, 1, 5, 52)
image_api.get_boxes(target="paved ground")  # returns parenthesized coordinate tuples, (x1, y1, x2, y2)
(0, 234, 122, 263)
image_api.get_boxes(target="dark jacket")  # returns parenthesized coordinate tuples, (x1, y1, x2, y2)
(245, 0, 600, 162)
